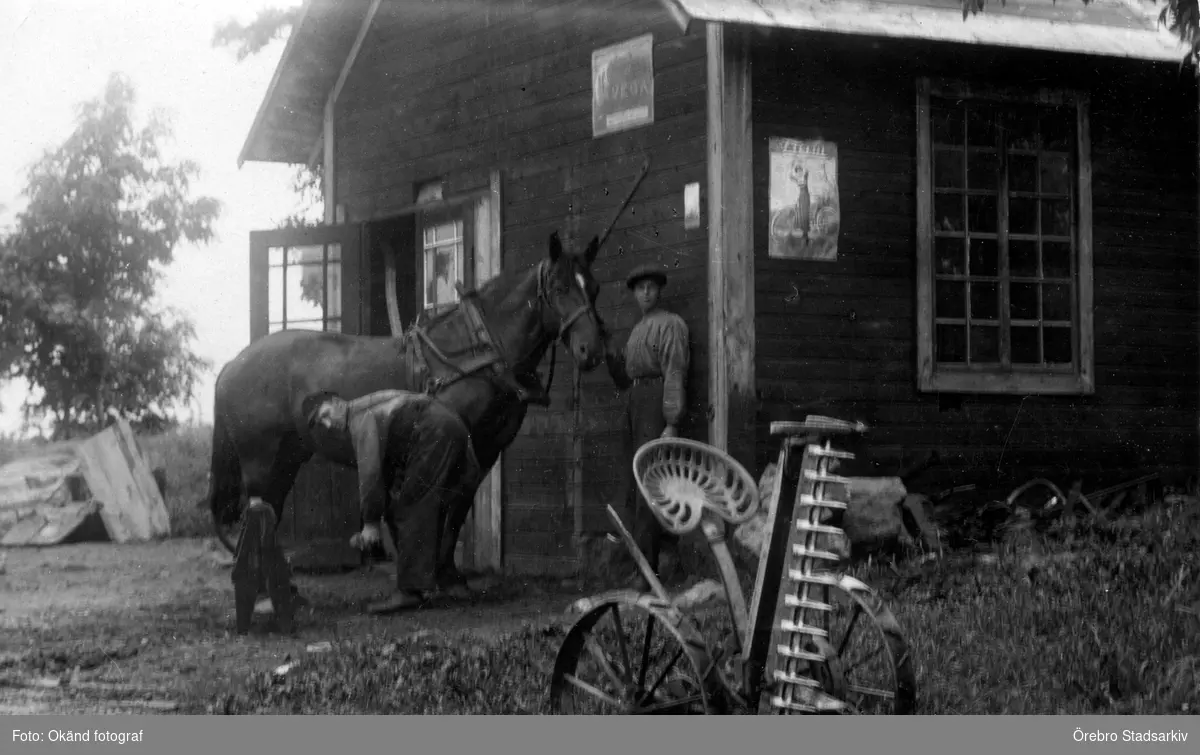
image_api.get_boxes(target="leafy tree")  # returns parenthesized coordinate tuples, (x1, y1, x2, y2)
(0, 73, 220, 438)
(212, 5, 304, 61)
(966, 1, 1200, 64)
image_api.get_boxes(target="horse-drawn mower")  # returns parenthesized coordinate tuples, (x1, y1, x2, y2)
(550, 416, 916, 714)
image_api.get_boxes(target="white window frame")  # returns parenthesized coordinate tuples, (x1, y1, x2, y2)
(266, 242, 343, 335)
(419, 213, 466, 314)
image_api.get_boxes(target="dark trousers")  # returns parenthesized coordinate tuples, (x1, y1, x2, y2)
(385, 405, 476, 594)
(620, 379, 675, 573)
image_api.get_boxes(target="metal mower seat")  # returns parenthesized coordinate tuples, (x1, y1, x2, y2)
(632, 438, 760, 536)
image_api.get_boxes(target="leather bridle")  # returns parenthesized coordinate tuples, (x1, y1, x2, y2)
(517, 259, 601, 399)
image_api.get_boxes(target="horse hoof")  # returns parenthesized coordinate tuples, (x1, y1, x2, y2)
(366, 592, 425, 615)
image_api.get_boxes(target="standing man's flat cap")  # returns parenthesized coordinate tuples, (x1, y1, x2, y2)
(625, 264, 668, 290)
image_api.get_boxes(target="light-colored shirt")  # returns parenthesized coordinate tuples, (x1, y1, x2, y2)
(313, 390, 432, 526)
(606, 308, 690, 426)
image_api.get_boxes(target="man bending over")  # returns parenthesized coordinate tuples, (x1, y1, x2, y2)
(304, 389, 481, 613)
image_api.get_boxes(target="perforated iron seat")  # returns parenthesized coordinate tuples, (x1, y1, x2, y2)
(632, 438, 760, 536)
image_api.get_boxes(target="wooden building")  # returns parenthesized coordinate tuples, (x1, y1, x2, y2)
(241, 0, 1199, 575)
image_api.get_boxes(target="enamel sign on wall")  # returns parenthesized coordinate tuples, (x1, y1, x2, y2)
(592, 34, 655, 138)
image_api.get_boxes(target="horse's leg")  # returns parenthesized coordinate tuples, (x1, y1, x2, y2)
(239, 435, 279, 502)
(261, 435, 309, 525)
(248, 435, 311, 608)
(433, 489, 475, 597)
(434, 430, 503, 590)
(435, 465, 487, 590)
(437, 400, 525, 585)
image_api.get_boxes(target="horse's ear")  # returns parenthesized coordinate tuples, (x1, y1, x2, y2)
(548, 231, 562, 263)
(584, 235, 600, 267)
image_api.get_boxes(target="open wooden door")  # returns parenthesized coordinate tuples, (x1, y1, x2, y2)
(248, 223, 366, 570)
(467, 172, 504, 573)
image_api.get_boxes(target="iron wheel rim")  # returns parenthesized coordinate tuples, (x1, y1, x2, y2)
(550, 598, 719, 715)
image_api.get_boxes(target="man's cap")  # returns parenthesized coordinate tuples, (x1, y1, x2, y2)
(625, 264, 668, 290)
(302, 390, 344, 424)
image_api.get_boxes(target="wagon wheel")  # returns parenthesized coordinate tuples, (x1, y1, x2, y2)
(550, 594, 723, 714)
(804, 575, 917, 715)
(770, 207, 798, 241)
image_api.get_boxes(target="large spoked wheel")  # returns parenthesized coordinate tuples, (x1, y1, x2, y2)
(550, 593, 724, 714)
(213, 500, 245, 555)
(814, 575, 917, 714)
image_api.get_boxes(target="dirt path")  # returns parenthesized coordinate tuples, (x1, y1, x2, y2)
(0, 539, 582, 714)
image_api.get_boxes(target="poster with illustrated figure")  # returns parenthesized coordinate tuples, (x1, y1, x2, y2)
(768, 137, 840, 261)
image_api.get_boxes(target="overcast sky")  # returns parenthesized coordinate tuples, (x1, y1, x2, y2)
(0, 0, 309, 436)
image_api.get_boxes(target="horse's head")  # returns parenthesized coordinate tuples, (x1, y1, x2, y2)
(542, 231, 605, 371)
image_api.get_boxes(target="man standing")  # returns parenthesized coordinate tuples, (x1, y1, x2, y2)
(304, 389, 481, 614)
(602, 264, 691, 589)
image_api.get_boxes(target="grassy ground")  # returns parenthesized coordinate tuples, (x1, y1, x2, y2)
(139, 425, 212, 538)
(212, 497, 1200, 715)
(0, 539, 580, 715)
(2, 427, 1198, 714)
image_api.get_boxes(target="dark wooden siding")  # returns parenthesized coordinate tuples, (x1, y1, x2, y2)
(335, 0, 709, 573)
(752, 31, 1199, 491)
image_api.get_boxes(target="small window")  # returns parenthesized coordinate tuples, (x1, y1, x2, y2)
(916, 80, 1094, 395)
(421, 217, 465, 311)
(267, 243, 342, 333)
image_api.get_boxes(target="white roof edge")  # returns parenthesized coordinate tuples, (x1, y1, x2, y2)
(237, 0, 317, 168)
(669, 0, 1188, 63)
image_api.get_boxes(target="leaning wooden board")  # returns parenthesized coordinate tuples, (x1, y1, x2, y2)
(74, 419, 171, 542)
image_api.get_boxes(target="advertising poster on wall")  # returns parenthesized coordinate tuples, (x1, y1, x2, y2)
(592, 34, 655, 138)
(768, 137, 841, 261)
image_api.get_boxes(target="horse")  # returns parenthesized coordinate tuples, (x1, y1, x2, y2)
(207, 230, 606, 594)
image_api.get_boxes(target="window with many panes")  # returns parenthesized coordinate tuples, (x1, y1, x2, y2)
(421, 217, 465, 313)
(916, 80, 1094, 395)
(267, 244, 342, 333)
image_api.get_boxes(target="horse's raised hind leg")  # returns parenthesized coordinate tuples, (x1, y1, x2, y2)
(261, 438, 309, 535)
(243, 437, 311, 612)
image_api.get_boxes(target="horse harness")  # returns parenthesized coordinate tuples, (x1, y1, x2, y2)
(402, 259, 598, 407)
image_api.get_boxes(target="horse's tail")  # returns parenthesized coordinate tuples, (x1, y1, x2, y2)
(207, 388, 243, 548)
